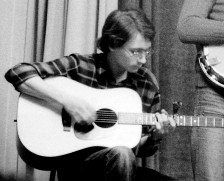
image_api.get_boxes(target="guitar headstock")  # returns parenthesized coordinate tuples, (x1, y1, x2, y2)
(173, 101, 182, 115)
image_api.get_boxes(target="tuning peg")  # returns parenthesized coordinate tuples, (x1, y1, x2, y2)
(173, 101, 182, 115)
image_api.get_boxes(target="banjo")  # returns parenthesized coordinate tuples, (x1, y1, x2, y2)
(198, 45, 224, 89)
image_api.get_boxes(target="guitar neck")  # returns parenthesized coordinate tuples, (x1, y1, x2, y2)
(175, 115, 224, 128)
(118, 113, 224, 128)
(118, 112, 157, 126)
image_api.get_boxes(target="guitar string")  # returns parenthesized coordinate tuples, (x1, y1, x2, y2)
(95, 110, 154, 125)
(96, 110, 224, 120)
(94, 110, 224, 126)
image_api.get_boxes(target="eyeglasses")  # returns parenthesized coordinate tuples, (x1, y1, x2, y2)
(124, 48, 153, 59)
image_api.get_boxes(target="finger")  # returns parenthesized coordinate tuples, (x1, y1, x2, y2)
(160, 109, 170, 122)
(168, 116, 176, 127)
(148, 126, 156, 132)
(143, 125, 156, 134)
(157, 111, 171, 133)
(161, 109, 168, 115)
(155, 112, 162, 130)
(160, 109, 175, 127)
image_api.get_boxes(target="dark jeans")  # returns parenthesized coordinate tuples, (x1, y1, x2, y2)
(56, 146, 176, 181)
(191, 86, 224, 181)
(137, 167, 177, 181)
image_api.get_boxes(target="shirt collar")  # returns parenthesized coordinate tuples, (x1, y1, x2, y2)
(95, 53, 146, 76)
(94, 53, 150, 87)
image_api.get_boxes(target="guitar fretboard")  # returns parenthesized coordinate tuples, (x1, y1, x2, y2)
(118, 113, 156, 125)
(176, 115, 224, 128)
(118, 112, 224, 128)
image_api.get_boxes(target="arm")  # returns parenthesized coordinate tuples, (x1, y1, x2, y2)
(135, 110, 175, 157)
(177, 0, 224, 44)
(134, 75, 175, 157)
(17, 76, 96, 125)
(5, 56, 96, 125)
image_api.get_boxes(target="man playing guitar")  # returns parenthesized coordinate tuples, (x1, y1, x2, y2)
(5, 9, 176, 181)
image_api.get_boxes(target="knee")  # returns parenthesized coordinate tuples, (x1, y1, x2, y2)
(110, 146, 136, 163)
(105, 147, 137, 180)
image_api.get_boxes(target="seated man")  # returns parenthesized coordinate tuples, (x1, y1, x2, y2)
(5, 8, 176, 181)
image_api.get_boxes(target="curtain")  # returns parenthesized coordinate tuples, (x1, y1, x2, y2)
(1, 0, 117, 181)
(119, 0, 197, 180)
(152, 1, 196, 180)
(23, 0, 118, 63)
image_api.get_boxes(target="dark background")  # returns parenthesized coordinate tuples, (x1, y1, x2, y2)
(119, 1, 197, 180)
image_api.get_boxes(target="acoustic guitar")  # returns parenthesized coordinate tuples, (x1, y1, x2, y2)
(17, 77, 224, 158)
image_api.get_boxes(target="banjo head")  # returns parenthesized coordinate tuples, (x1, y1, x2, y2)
(199, 45, 224, 89)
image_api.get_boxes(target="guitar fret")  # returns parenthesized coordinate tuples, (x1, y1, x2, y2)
(207, 117, 213, 127)
(178, 116, 185, 126)
(175, 116, 179, 126)
(140, 114, 144, 125)
(192, 116, 197, 126)
(214, 117, 223, 128)
(144, 114, 147, 124)
(214, 118, 216, 127)
(144, 113, 147, 125)
(146, 113, 155, 125)
(151, 114, 155, 125)
(190, 116, 194, 126)
(136, 114, 143, 125)
(199, 117, 206, 127)
(136, 115, 142, 125)
(185, 116, 191, 126)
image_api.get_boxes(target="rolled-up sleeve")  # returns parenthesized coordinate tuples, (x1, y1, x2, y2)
(5, 63, 40, 87)
(5, 55, 80, 90)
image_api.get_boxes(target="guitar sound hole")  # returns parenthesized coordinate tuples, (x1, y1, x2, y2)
(95, 108, 117, 128)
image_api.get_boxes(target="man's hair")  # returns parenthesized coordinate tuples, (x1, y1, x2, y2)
(97, 9, 155, 53)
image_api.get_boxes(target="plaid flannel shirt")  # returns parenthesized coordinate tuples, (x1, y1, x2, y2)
(5, 53, 161, 114)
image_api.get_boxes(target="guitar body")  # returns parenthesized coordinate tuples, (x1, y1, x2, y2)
(17, 77, 143, 157)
